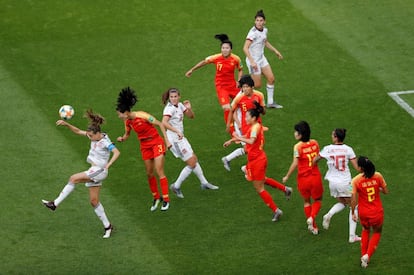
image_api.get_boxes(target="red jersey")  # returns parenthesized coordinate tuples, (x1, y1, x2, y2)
(125, 111, 161, 141)
(231, 90, 265, 133)
(245, 122, 265, 161)
(205, 53, 242, 88)
(352, 172, 387, 218)
(293, 139, 321, 177)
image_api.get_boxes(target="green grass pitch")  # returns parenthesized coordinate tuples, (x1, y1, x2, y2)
(1, 0, 413, 274)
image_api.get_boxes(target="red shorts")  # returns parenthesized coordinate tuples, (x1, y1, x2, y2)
(139, 136, 166, 160)
(297, 173, 324, 200)
(216, 84, 240, 106)
(246, 156, 267, 181)
(359, 212, 384, 229)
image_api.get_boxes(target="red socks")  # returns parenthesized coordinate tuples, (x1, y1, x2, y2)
(148, 176, 159, 199)
(259, 190, 277, 212)
(265, 177, 286, 192)
(159, 177, 169, 202)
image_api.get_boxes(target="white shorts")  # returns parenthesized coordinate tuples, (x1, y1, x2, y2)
(328, 181, 352, 198)
(84, 166, 108, 187)
(169, 137, 194, 162)
(245, 56, 270, 75)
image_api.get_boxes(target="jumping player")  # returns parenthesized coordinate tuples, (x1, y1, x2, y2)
(42, 109, 120, 238)
(116, 87, 171, 211)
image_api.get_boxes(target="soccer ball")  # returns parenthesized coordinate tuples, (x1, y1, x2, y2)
(59, 105, 75, 120)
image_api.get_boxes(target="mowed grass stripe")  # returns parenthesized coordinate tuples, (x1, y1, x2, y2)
(288, 0, 414, 91)
(0, 63, 172, 273)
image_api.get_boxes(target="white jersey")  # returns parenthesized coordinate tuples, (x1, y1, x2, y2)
(86, 134, 115, 168)
(319, 144, 356, 183)
(163, 102, 186, 141)
(246, 26, 268, 61)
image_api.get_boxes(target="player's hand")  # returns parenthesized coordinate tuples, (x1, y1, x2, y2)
(282, 176, 288, 183)
(223, 140, 232, 147)
(183, 100, 191, 109)
(185, 70, 192, 77)
(56, 120, 68, 126)
(117, 136, 124, 142)
(251, 62, 258, 72)
(276, 51, 283, 60)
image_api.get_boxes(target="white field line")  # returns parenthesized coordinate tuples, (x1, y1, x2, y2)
(388, 90, 414, 118)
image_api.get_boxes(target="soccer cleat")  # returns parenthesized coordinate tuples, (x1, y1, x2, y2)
(42, 200, 56, 211)
(272, 208, 283, 222)
(306, 217, 319, 235)
(361, 254, 369, 268)
(170, 183, 184, 199)
(311, 227, 319, 235)
(349, 235, 362, 243)
(160, 201, 169, 211)
(221, 157, 231, 171)
(150, 198, 161, 212)
(285, 186, 292, 200)
(201, 182, 219, 190)
(103, 224, 113, 239)
(267, 103, 283, 109)
(322, 214, 331, 230)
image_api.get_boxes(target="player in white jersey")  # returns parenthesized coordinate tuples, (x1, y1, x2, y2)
(314, 128, 360, 243)
(243, 9, 284, 109)
(161, 88, 218, 198)
(42, 109, 120, 238)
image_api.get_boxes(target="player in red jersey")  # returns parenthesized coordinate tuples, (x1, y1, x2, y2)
(221, 74, 265, 171)
(185, 34, 243, 132)
(351, 156, 389, 268)
(283, 121, 323, 235)
(222, 75, 292, 198)
(116, 87, 172, 211)
(224, 102, 288, 222)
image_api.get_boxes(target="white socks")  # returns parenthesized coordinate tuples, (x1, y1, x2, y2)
(94, 202, 110, 228)
(193, 163, 208, 184)
(327, 202, 345, 217)
(225, 148, 245, 162)
(266, 84, 274, 105)
(349, 206, 358, 237)
(174, 166, 193, 188)
(54, 182, 75, 206)
(174, 162, 209, 188)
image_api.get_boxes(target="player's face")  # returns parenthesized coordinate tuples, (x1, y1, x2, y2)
(294, 131, 301, 140)
(169, 92, 180, 106)
(245, 111, 257, 125)
(254, 17, 265, 30)
(241, 84, 253, 96)
(221, 43, 232, 57)
(86, 131, 101, 141)
(117, 110, 128, 120)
